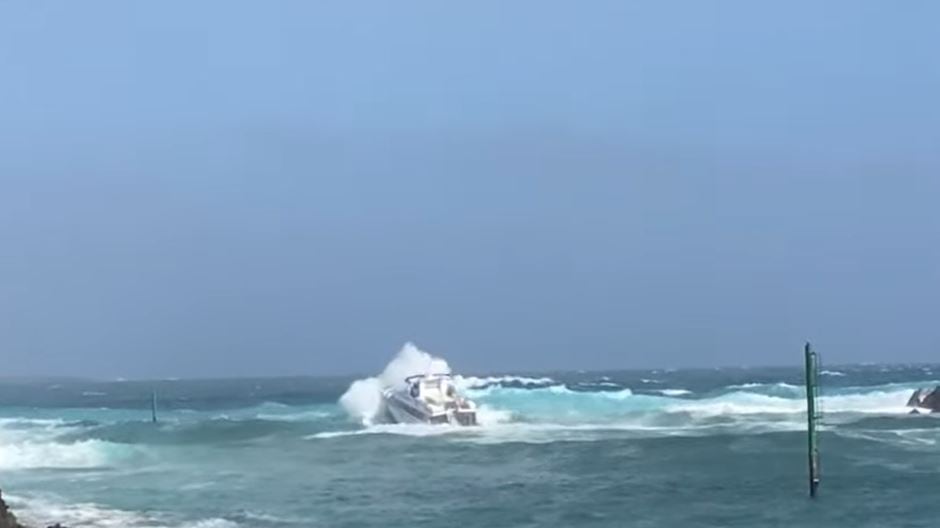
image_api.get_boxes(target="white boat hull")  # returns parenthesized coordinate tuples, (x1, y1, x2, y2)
(383, 390, 477, 426)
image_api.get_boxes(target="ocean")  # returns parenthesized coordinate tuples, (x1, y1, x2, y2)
(2, 348, 939, 528)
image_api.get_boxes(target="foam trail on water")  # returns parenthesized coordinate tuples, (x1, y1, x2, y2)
(339, 342, 451, 425)
(7, 494, 238, 528)
(454, 375, 556, 389)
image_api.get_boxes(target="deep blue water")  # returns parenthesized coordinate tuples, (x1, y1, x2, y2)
(1, 362, 939, 527)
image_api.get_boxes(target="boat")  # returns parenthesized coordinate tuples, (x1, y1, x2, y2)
(382, 374, 478, 425)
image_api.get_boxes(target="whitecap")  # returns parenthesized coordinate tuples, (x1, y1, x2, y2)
(454, 375, 555, 389)
(0, 438, 137, 470)
(658, 389, 692, 396)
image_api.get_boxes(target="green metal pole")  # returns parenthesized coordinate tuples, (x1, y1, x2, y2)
(805, 342, 820, 498)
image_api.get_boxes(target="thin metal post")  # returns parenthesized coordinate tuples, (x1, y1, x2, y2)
(805, 342, 820, 498)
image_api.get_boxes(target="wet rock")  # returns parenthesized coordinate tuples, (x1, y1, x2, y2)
(0, 490, 68, 528)
(906, 388, 924, 408)
(907, 385, 940, 413)
(0, 490, 26, 528)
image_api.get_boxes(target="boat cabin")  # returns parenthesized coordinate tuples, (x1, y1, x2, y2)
(407, 375, 459, 406)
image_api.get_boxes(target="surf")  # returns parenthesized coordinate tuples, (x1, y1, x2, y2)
(322, 353, 933, 442)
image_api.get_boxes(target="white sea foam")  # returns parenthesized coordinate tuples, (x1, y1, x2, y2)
(329, 358, 924, 443)
(311, 379, 925, 445)
(8, 493, 240, 528)
(454, 375, 555, 389)
(0, 417, 139, 470)
(309, 422, 464, 439)
(474, 404, 513, 425)
(181, 520, 239, 528)
(7, 495, 239, 528)
(726, 382, 764, 389)
(0, 438, 133, 470)
(724, 382, 801, 393)
(464, 384, 633, 400)
(8, 494, 152, 528)
(255, 409, 334, 422)
(658, 389, 692, 396)
(821, 370, 847, 377)
(667, 389, 913, 416)
(243, 402, 335, 422)
(309, 415, 807, 445)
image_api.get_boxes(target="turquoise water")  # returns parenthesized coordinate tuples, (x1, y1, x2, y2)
(2, 364, 939, 527)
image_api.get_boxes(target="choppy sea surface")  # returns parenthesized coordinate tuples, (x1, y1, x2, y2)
(2, 360, 940, 528)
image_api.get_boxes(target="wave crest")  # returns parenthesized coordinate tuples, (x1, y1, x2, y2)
(0, 438, 136, 470)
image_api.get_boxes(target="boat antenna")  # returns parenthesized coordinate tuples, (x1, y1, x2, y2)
(804, 342, 821, 498)
(151, 389, 158, 424)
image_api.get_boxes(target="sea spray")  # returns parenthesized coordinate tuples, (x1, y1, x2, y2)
(338, 378, 385, 425)
(339, 342, 452, 425)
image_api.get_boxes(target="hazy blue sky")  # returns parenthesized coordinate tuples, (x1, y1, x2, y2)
(1, 1, 938, 378)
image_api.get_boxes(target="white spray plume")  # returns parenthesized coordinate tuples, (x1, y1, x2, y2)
(339, 342, 451, 425)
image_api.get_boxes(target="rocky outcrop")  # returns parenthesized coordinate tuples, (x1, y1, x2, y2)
(0, 490, 67, 528)
(0, 490, 26, 528)
(907, 386, 940, 413)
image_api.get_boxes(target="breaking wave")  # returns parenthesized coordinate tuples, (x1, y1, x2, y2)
(314, 384, 923, 444)
(464, 384, 914, 421)
(339, 342, 452, 425)
(455, 375, 556, 389)
(657, 389, 693, 396)
(318, 344, 935, 441)
(0, 418, 141, 471)
(0, 439, 130, 470)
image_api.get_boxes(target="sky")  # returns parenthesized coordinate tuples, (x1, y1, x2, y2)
(1, 1, 938, 378)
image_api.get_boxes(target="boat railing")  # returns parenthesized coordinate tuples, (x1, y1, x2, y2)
(404, 373, 452, 384)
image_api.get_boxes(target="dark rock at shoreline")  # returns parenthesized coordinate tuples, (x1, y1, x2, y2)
(0, 490, 26, 528)
(907, 386, 940, 413)
(0, 490, 67, 528)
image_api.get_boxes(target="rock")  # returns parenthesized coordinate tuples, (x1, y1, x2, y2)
(908, 385, 940, 413)
(0, 490, 26, 528)
(922, 386, 940, 410)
